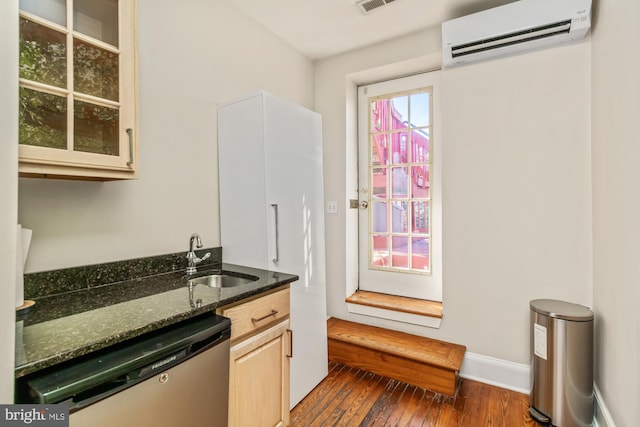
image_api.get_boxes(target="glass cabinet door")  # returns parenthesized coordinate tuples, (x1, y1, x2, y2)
(18, 0, 137, 180)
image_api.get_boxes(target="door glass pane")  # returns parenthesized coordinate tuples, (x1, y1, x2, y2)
(391, 236, 409, 268)
(391, 131, 408, 164)
(19, 87, 67, 149)
(411, 165, 430, 198)
(372, 167, 387, 198)
(371, 202, 387, 233)
(371, 99, 389, 132)
(20, 0, 66, 26)
(411, 237, 430, 271)
(74, 100, 119, 155)
(74, 38, 119, 101)
(372, 235, 389, 267)
(410, 92, 430, 127)
(74, 0, 119, 46)
(371, 134, 388, 166)
(411, 201, 430, 234)
(411, 130, 429, 162)
(391, 167, 408, 197)
(391, 96, 408, 130)
(391, 201, 408, 233)
(19, 18, 67, 88)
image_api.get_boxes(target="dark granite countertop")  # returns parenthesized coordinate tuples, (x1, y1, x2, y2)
(15, 263, 298, 378)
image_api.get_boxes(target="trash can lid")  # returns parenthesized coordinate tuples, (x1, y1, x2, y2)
(530, 299, 593, 321)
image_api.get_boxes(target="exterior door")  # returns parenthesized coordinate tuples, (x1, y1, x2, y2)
(357, 72, 442, 301)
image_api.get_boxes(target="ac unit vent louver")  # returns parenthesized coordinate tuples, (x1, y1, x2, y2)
(356, 0, 396, 14)
(442, 0, 591, 68)
(452, 20, 571, 59)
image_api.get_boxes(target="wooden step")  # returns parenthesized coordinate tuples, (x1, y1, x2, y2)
(327, 317, 466, 396)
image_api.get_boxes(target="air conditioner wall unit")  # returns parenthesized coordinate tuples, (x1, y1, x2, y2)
(441, 0, 591, 68)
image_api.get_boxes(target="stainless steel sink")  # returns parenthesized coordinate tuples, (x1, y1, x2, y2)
(189, 273, 258, 288)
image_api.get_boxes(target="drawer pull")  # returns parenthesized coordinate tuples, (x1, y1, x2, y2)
(251, 310, 278, 323)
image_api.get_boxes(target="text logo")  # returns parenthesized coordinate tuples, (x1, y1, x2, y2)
(0, 405, 68, 426)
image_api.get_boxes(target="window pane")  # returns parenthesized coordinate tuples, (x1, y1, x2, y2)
(391, 96, 408, 130)
(372, 167, 387, 198)
(411, 237, 430, 271)
(74, 100, 119, 155)
(411, 165, 430, 198)
(391, 236, 409, 268)
(74, 0, 118, 46)
(391, 167, 408, 197)
(20, 0, 66, 26)
(372, 202, 387, 233)
(411, 201, 430, 234)
(410, 92, 430, 127)
(74, 38, 119, 101)
(19, 18, 67, 88)
(371, 134, 388, 166)
(19, 87, 67, 149)
(372, 235, 389, 267)
(391, 201, 408, 233)
(371, 99, 389, 132)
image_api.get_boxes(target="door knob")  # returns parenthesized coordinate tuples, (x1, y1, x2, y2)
(360, 201, 368, 209)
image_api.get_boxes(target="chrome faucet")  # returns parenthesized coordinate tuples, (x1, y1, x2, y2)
(186, 233, 211, 274)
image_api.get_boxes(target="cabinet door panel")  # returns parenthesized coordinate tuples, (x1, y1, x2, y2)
(229, 320, 290, 427)
(262, 94, 328, 408)
(218, 94, 269, 268)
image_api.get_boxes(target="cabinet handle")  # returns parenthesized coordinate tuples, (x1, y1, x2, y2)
(271, 203, 279, 263)
(287, 329, 293, 358)
(251, 309, 278, 323)
(126, 128, 134, 167)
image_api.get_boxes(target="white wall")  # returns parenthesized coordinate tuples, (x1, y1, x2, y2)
(18, 0, 315, 273)
(0, 0, 18, 402)
(591, 0, 640, 424)
(317, 29, 592, 365)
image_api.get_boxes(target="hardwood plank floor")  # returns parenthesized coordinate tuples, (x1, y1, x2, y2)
(290, 361, 539, 427)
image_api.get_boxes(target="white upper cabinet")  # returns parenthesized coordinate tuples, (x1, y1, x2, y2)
(18, 0, 137, 180)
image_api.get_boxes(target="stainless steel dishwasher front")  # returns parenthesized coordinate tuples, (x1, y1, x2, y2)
(17, 313, 231, 427)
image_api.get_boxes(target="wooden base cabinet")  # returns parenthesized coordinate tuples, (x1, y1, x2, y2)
(229, 320, 290, 427)
(217, 287, 292, 427)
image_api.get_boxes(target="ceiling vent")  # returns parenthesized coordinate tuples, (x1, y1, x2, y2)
(356, 0, 396, 14)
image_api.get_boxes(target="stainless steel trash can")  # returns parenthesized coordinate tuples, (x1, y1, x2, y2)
(530, 299, 594, 427)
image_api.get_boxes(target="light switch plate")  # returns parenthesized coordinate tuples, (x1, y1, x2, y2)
(326, 201, 338, 214)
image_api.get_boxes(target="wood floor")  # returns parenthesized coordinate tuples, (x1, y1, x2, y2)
(290, 361, 539, 427)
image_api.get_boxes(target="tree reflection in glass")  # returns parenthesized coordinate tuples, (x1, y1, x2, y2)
(19, 87, 67, 149)
(74, 39, 119, 101)
(74, 100, 119, 155)
(19, 18, 66, 88)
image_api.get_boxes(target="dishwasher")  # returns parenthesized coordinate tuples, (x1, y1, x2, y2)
(16, 312, 231, 427)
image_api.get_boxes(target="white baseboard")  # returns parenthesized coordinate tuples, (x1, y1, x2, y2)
(459, 353, 615, 427)
(459, 352, 531, 394)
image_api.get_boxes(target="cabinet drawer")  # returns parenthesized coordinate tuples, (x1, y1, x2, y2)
(221, 288, 290, 341)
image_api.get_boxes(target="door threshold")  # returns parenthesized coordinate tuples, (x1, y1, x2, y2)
(346, 290, 443, 328)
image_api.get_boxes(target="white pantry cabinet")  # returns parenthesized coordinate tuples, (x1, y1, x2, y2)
(218, 91, 328, 409)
